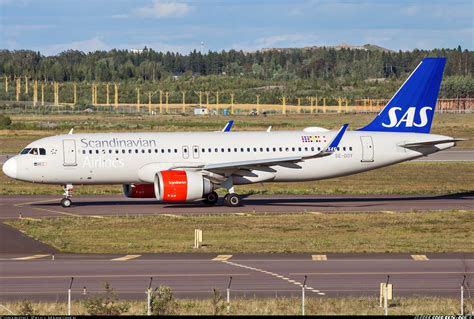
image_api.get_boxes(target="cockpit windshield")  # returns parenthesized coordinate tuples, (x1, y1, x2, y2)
(19, 148, 46, 155)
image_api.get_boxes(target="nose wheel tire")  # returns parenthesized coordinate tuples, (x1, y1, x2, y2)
(60, 198, 72, 208)
(224, 193, 241, 207)
(203, 191, 219, 205)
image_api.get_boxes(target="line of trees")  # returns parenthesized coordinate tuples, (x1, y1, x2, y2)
(0, 46, 472, 99)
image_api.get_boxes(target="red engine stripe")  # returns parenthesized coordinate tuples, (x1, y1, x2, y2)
(160, 170, 188, 201)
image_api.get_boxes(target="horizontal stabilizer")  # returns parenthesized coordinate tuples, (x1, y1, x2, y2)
(400, 138, 467, 148)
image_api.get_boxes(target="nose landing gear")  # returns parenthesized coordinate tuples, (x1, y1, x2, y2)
(60, 184, 73, 207)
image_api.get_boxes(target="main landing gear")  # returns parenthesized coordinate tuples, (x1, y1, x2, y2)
(203, 191, 219, 205)
(223, 193, 241, 207)
(203, 191, 242, 207)
(219, 177, 242, 207)
(60, 184, 73, 208)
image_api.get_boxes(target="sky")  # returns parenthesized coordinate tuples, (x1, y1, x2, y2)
(0, 0, 472, 56)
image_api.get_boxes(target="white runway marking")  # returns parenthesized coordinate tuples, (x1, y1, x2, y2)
(222, 260, 326, 295)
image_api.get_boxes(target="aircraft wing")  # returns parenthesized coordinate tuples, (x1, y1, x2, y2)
(169, 124, 349, 172)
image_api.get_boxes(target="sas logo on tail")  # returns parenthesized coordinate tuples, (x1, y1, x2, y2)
(382, 106, 432, 128)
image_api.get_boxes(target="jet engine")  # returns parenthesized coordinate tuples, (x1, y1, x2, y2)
(154, 170, 213, 202)
(122, 183, 155, 198)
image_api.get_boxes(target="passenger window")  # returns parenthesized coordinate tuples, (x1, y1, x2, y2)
(148, 149, 152, 153)
(155, 149, 158, 153)
(304, 147, 308, 151)
(247, 148, 251, 152)
(349, 147, 353, 151)
(279, 147, 282, 152)
(184, 148, 188, 153)
(273, 147, 276, 152)
(82, 150, 86, 154)
(298, 147, 302, 151)
(260, 148, 263, 152)
(202, 148, 205, 153)
(253, 148, 257, 152)
(122, 150, 126, 154)
(129, 149, 132, 153)
(96, 150, 99, 154)
(317, 147, 321, 151)
(208, 148, 212, 153)
(221, 148, 225, 152)
(285, 147, 289, 151)
(292, 147, 295, 152)
(343, 147, 346, 151)
(241, 148, 244, 152)
(174, 149, 177, 153)
(89, 150, 93, 154)
(234, 148, 238, 152)
(228, 148, 231, 152)
(161, 149, 165, 153)
(311, 147, 314, 151)
(168, 149, 171, 153)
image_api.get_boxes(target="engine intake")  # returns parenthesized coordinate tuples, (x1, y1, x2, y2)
(154, 170, 213, 202)
(122, 183, 155, 198)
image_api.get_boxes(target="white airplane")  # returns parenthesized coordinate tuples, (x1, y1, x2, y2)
(2, 57, 464, 207)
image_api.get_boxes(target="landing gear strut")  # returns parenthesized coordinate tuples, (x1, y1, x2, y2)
(203, 191, 219, 205)
(61, 184, 73, 208)
(220, 177, 242, 207)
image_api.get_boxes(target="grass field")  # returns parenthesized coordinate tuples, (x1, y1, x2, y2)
(0, 296, 471, 316)
(6, 210, 473, 253)
(0, 113, 473, 153)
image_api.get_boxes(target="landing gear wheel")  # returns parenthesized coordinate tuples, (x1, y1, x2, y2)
(225, 193, 241, 207)
(60, 198, 72, 208)
(203, 191, 219, 205)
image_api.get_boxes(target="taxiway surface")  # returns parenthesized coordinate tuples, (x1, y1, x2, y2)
(0, 253, 472, 300)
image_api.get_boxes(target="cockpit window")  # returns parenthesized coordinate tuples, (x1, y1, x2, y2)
(30, 148, 39, 155)
(39, 148, 46, 155)
(20, 148, 31, 155)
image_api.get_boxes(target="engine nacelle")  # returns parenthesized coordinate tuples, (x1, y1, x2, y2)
(122, 183, 155, 198)
(154, 170, 213, 202)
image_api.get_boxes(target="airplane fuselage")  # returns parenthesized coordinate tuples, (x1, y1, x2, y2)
(8, 130, 454, 185)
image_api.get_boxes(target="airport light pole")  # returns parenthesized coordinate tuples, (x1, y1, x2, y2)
(68, 277, 74, 315)
(302, 275, 307, 316)
(227, 276, 232, 315)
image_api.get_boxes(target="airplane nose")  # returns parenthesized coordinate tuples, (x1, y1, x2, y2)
(2, 157, 17, 179)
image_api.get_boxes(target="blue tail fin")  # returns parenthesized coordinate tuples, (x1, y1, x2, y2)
(359, 57, 446, 133)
